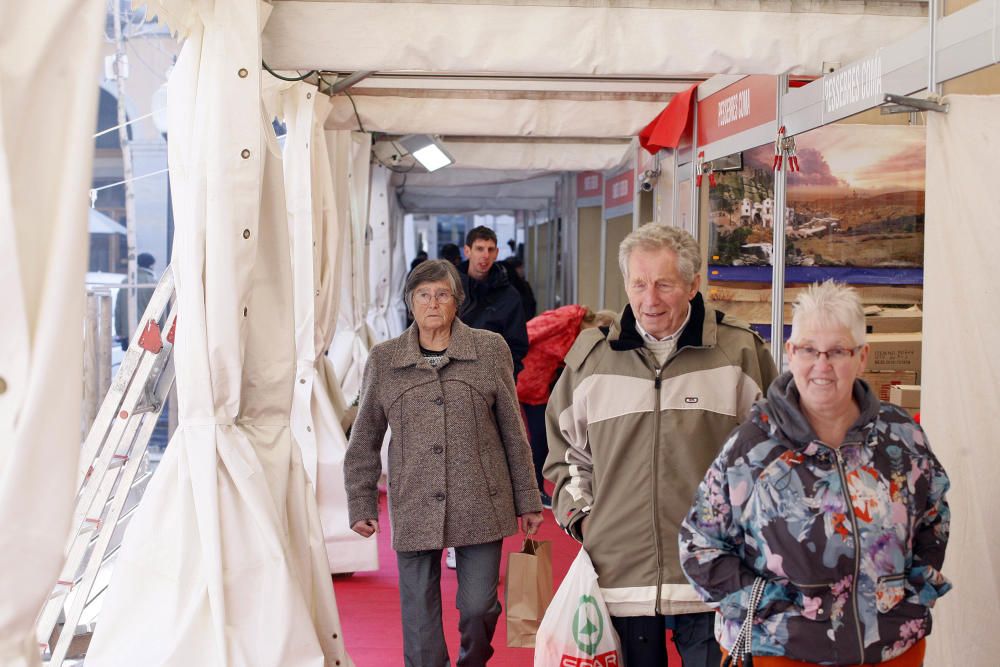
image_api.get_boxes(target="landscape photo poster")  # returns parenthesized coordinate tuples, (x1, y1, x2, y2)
(708, 124, 926, 280)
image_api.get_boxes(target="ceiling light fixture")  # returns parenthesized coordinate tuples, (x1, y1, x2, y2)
(399, 134, 454, 172)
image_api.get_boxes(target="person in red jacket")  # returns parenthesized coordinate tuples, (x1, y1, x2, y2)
(517, 305, 615, 507)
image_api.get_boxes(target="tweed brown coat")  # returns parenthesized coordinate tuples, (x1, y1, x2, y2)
(345, 318, 543, 552)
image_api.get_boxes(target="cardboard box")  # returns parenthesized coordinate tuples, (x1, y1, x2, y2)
(866, 333, 922, 372)
(865, 306, 923, 334)
(889, 384, 921, 408)
(862, 371, 918, 402)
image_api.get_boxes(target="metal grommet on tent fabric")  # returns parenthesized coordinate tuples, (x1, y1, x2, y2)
(306, 92, 312, 99)
(241, 148, 250, 159)
(238, 68, 248, 78)
(332, 633, 338, 639)
(243, 307, 248, 317)
(299, 378, 306, 384)
(242, 228, 250, 239)
(306, 426, 312, 432)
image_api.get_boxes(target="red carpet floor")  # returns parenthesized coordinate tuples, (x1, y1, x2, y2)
(333, 490, 682, 666)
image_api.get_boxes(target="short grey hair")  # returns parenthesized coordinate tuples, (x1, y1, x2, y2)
(618, 223, 701, 285)
(790, 280, 866, 346)
(404, 259, 465, 310)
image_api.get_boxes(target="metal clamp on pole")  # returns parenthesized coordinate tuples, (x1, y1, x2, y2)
(880, 93, 949, 115)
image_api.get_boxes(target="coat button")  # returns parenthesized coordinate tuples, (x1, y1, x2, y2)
(435, 492, 445, 501)
(434, 446, 443, 454)
(433, 397, 444, 405)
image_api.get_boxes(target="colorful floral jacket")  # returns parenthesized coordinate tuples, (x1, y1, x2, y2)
(679, 372, 951, 664)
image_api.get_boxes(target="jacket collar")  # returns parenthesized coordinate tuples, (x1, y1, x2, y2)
(391, 317, 479, 368)
(609, 292, 711, 352)
(459, 259, 510, 290)
(754, 371, 881, 450)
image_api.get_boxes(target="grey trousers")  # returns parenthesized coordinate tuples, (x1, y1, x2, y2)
(396, 540, 503, 667)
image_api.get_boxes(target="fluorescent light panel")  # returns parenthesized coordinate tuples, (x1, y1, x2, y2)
(400, 134, 454, 172)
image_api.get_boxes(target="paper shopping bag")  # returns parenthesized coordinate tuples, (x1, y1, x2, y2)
(504, 538, 554, 647)
(533, 548, 622, 666)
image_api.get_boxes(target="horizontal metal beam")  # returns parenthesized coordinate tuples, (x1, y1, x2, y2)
(881, 92, 949, 113)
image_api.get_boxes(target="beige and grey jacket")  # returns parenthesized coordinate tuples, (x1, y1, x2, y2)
(543, 293, 777, 617)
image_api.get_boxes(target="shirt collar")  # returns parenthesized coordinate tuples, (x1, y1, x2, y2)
(634, 304, 691, 343)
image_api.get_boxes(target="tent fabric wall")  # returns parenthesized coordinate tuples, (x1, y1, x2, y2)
(86, 5, 352, 664)
(280, 84, 378, 573)
(326, 95, 675, 138)
(0, 1, 103, 663)
(366, 164, 407, 342)
(264, 2, 924, 77)
(922, 94, 1000, 667)
(328, 130, 374, 404)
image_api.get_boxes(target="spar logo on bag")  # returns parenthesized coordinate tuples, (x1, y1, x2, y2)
(560, 595, 619, 667)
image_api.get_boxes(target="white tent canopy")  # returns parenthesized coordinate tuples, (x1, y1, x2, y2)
(325, 94, 676, 138)
(396, 172, 559, 214)
(263, 1, 926, 77)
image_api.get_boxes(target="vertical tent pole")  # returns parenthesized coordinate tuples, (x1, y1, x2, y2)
(928, 0, 940, 95)
(598, 180, 608, 310)
(632, 139, 642, 230)
(689, 95, 700, 240)
(671, 150, 680, 227)
(546, 198, 562, 308)
(770, 74, 790, 372)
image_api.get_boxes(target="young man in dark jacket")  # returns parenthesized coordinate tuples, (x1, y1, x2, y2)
(458, 226, 529, 378)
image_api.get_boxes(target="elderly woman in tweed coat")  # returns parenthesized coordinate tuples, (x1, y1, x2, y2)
(345, 259, 544, 667)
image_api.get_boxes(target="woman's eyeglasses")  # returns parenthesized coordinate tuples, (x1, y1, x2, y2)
(790, 345, 862, 362)
(413, 291, 455, 305)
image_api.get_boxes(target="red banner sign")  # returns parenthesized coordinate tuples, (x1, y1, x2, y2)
(577, 171, 603, 198)
(697, 75, 777, 147)
(604, 170, 634, 210)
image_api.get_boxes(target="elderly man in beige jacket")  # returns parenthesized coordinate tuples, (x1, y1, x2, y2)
(345, 259, 543, 667)
(544, 224, 777, 667)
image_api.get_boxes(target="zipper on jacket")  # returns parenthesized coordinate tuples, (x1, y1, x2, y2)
(833, 447, 865, 665)
(651, 365, 664, 615)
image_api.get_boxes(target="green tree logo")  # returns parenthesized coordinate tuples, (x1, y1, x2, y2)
(571, 595, 604, 656)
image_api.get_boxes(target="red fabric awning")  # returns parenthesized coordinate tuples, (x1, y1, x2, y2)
(638, 83, 698, 154)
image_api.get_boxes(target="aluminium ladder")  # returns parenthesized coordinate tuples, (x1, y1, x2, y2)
(35, 267, 178, 665)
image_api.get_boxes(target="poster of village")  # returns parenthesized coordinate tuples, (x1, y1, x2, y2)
(708, 124, 925, 271)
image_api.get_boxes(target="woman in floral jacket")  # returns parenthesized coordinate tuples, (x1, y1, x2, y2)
(679, 281, 950, 666)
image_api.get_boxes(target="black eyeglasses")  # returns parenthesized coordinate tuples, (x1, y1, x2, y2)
(789, 345, 862, 362)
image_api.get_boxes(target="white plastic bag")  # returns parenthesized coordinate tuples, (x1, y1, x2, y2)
(533, 548, 623, 667)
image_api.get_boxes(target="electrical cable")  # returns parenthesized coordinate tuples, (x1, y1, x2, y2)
(344, 90, 367, 133)
(262, 60, 317, 82)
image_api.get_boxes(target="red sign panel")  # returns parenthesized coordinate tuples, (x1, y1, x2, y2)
(577, 171, 603, 198)
(697, 75, 777, 147)
(604, 170, 634, 210)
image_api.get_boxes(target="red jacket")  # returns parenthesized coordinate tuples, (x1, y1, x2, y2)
(516, 305, 587, 405)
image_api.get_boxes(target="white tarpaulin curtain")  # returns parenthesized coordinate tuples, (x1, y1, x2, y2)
(282, 83, 378, 574)
(366, 164, 407, 342)
(263, 2, 924, 76)
(328, 130, 373, 404)
(325, 95, 675, 138)
(86, 3, 352, 665)
(922, 94, 1000, 667)
(0, 1, 103, 664)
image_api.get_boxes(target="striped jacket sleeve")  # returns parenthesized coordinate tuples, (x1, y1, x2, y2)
(542, 330, 603, 542)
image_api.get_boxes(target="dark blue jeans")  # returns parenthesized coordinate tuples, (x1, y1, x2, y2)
(611, 611, 721, 667)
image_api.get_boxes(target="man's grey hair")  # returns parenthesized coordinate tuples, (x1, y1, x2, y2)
(790, 280, 867, 347)
(618, 223, 701, 285)
(404, 259, 465, 311)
